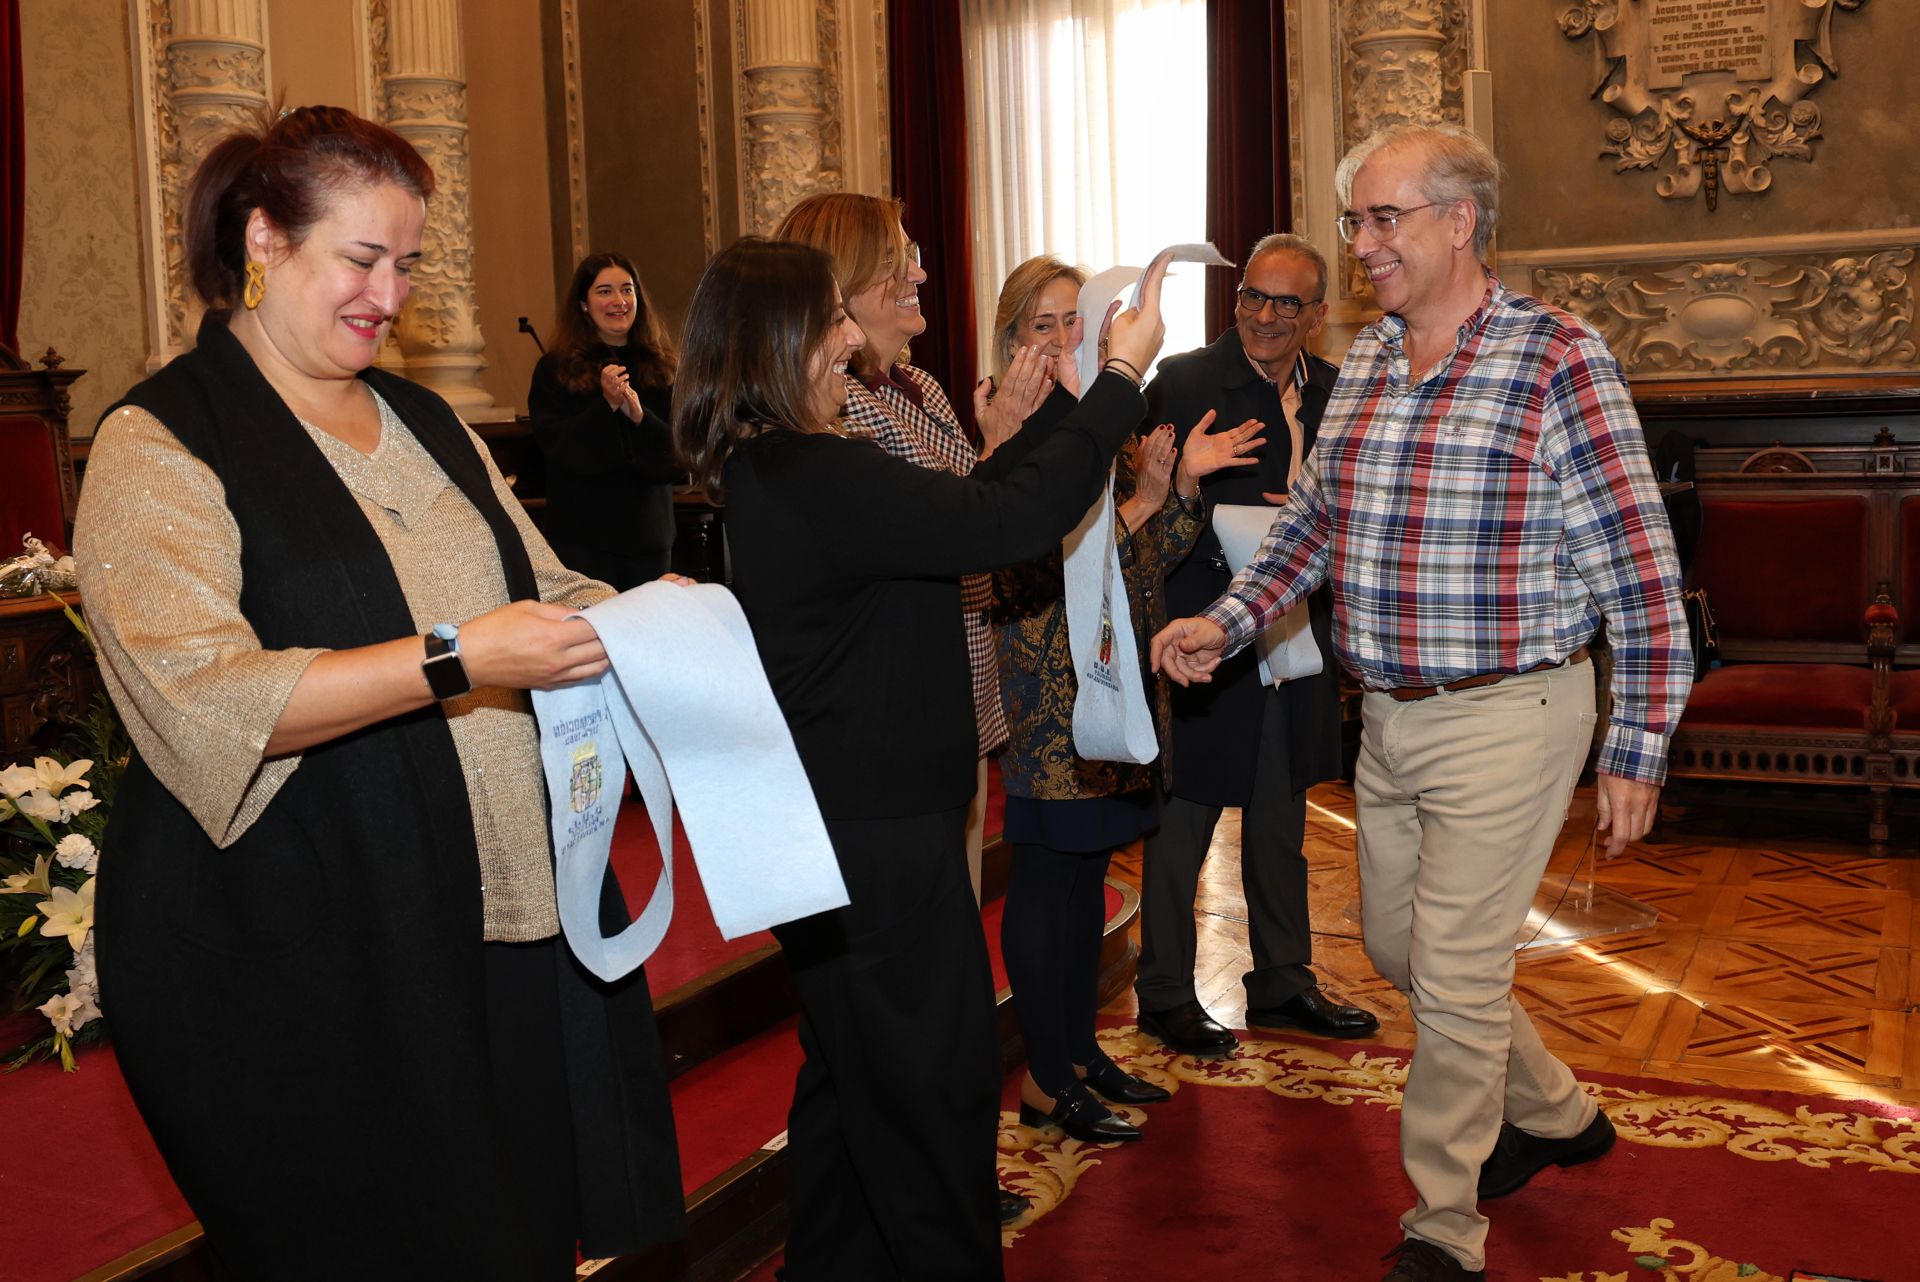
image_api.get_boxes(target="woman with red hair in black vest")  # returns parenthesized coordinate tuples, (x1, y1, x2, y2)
(74, 106, 682, 1279)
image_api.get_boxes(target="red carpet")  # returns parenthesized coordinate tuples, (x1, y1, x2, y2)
(0, 1042, 193, 1281)
(987, 1027, 1916, 1282)
(2, 778, 1023, 1280)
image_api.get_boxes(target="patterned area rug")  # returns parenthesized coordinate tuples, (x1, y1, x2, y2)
(995, 1026, 1913, 1281)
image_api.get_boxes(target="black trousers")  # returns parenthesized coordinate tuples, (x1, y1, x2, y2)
(771, 806, 1004, 1282)
(1000, 842, 1111, 1097)
(1136, 687, 1315, 1011)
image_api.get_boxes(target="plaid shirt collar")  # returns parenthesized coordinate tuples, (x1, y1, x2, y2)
(1375, 270, 1502, 382)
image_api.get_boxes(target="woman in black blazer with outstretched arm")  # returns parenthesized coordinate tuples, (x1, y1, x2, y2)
(673, 237, 1169, 1282)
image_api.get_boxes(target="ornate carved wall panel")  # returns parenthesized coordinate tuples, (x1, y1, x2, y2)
(1559, 0, 1869, 212)
(1512, 232, 1915, 379)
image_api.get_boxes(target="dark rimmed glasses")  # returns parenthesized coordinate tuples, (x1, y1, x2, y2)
(1235, 286, 1320, 318)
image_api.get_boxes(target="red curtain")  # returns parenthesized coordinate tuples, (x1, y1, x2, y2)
(888, 0, 978, 424)
(3, 0, 23, 354)
(1204, 0, 1290, 340)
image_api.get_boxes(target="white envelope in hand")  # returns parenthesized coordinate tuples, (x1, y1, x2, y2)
(1211, 503, 1323, 686)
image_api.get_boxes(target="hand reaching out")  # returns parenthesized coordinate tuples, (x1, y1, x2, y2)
(1150, 617, 1229, 686)
(1175, 411, 1265, 494)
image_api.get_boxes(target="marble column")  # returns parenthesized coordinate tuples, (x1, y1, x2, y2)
(153, 0, 271, 359)
(741, 0, 829, 235)
(377, 0, 502, 417)
(1339, 0, 1458, 140)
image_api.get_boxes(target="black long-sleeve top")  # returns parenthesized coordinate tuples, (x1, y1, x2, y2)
(724, 371, 1146, 820)
(527, 345, 678, 564)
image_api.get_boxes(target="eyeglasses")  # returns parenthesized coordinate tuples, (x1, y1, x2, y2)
(1235, 287, 1320, 318)
(1336, 203, 1441, 244)
(880, 242, 923, 276)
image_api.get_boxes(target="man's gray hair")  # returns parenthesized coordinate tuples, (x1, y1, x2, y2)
(1334, 123, 1502, 260)
(1244, 233, 1329, 301)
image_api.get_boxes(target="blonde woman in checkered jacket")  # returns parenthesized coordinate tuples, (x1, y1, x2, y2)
(775, 194, 1057, 916)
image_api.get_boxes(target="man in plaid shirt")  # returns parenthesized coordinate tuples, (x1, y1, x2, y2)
(1152, 124, 1690, 1281)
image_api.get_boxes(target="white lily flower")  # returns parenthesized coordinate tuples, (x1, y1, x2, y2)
(0, 796, 13, 822)
(37, 878, 95, 953)
(33, 757, 93, 796)
(1, 853, 53, 896)
(16, 790, 63, 823)
(39, 992, 84, 1037)
(55, 833, 98, 873)
(0, 762, 38, 799)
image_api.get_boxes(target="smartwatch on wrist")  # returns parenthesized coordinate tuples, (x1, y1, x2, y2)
(421, 622, 471, 700)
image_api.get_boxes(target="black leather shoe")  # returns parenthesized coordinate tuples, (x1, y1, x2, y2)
(1477, 1110, 1616, 1199)
(997, 1189, 1031, 1223)
(1078, 1054, 1171, 1104)
(1246, 986, 1380, 1039)
(1137, 1000, 1238, 1056)
(1381, 1238, 1485, 1280)
(1018, 1081, 1143, 1144)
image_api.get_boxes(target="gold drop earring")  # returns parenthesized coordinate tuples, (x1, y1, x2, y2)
(243, 261, 267, 310)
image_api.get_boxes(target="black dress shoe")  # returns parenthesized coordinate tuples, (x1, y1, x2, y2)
(1137, 1000, 1238, 1055)
(1246, 986, 1380, 1039)
(1477, 1110, 1616, 1199)
(997, 1189, 1031, 1223)
(1018, 1081, 1143, 1144)
(1078, 1054, 1171, 1104)
(1382, 1238, 1484, 1280)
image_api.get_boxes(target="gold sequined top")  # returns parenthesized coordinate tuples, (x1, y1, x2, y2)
(74, 395, 611, 942)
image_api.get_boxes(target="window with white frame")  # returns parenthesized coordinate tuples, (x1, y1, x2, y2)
(961, 0, 1210, 380)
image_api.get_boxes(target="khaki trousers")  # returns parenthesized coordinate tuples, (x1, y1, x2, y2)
(1355, 660, 1599, 1271)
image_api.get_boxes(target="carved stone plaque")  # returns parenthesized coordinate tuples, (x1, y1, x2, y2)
(1560, 0, 1868, 210)
(1646, 0, 1770, 88)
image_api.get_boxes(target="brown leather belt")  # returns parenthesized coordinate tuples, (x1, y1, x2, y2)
(1385, 645, 1590, 703)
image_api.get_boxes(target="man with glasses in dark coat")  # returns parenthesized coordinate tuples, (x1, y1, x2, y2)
(1133, 233, 1379, 1055)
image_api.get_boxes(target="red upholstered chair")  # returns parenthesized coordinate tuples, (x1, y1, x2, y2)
(0, 346, 81, 556)
(1668, 483, 1898, 852)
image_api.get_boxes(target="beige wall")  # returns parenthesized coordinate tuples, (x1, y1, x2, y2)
(17, 0, 149, 437)
(267, 0, 368, 114)
(466, 0, 557, 413)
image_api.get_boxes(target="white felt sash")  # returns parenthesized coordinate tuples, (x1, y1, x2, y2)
(533, 582, 848, 983)
(1064, 244, 1234, 763)
(1211, 503, 1324, 685)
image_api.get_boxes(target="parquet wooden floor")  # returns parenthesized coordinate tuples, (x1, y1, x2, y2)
(1103, 782, 1920, 1107)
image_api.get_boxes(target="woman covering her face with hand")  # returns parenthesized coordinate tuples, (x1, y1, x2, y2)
(673, 236, 1169, 1281)
(74, 106, 682, 1280)
(987, 256, 1266, 1145)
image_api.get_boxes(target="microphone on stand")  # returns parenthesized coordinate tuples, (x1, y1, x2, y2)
(517, 316, 546, 354)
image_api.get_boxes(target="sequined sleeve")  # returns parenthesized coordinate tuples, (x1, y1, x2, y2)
(462, 423, 614, 610)
(72, 408, 323, 846)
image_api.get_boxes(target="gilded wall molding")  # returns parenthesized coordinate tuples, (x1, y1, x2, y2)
(1512, 230, 1915, 377)
(1559, 0, 1869, 212)
(559, 0, 590, 266)
(695, 0, 719, 254)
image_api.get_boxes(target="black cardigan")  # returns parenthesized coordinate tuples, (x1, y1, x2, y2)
(528, 345, 678, 570)
(724, 372, 1145, 820)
